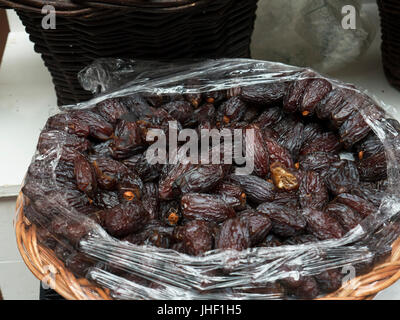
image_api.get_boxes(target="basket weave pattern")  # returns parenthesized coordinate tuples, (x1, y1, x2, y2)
(378, 0, 400, 91)
(14, 193, 400, 300)
(1, 0, 258, 106)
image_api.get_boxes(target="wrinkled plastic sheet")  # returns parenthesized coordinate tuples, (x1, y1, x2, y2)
(20, 58, 400, 300)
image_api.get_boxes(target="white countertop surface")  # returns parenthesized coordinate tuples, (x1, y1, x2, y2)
(0, 11, 57, 188)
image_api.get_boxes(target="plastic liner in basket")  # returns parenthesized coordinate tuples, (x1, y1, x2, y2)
(20, 59, 400, 300)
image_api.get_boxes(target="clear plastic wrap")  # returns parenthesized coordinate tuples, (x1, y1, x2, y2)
(20, 58, 400, 300)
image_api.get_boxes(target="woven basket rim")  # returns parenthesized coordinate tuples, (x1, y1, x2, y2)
(14, 192, 400, 300)
(73, 0, 204, 8)
(0, 0, 213, 13)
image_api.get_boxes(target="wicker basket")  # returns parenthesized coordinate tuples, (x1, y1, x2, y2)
(377, 0, 400, 91)
(0, 0, 258, 106)
(15, 192, 400, 300)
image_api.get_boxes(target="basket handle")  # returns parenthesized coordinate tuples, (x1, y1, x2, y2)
(0, 0, 211, 14)
(0, 0, 210, 10)
(73, 0, 199, 8)
(0, 0, 94, 15)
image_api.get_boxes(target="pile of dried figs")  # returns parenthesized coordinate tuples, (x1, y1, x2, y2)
(22, 73, 399, 299)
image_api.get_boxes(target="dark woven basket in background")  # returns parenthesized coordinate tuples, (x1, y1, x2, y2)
(377, 0, 400, 91)
(0, 0, 258, 105)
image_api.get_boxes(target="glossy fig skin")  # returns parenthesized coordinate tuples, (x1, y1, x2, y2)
(158, 158, 194, 200)
(123, 153, 162, 183)
(256, 107, 284, 129)
(335, 193, 376, 218)
(298, 152, 340, 173)
(300, 78, 332, 117)
(162, 101, 194, 124)
(303, 209, 345, 240)
(355, 133, 385, 159)
(186, 103, 216, 127)
(244, 123, 270, 178)
(264, 136, 294, 169)
(104, 202, 149, 238)
(110, 120, 144, 160)
(354, 133, 388, 181)
(124, 221, 174, 249)
(74, 153, 97, 197)
(274, 117, 305, 161)
(176, 220, 214, 256)
(283, 78, 314, 113)
(218, 97, 247, 125)
(357, 152, 387, 182)
(95, 98, 129, 125)
(50, 216, 93, 247)
(92, 157, 126, 190)
(38, 130, 90, 156)
(338, 104, 384, 149)
(302, 123, 323, 142)
(299, 132, 341, 156)
(324, 202, 362, 232)
(324, 160, 360, 196)
(93, 191, 120, 210)
(181, 193, 236, 223)
(257, 203, 306, 237)
(239, 209, 272, 246)
(352, 183, 384, 207)
(142, 182, 160, 220)
(240, 83, 287, 106)
(45, 110, 113, 140)
(174, 165, 225, 195)
(230, 174, 275, 204)
(315, 87, 354, 121)
(272, 190, 299, 209)
(214, 181, 247, 211)
(92, 157, 143, 200)
(72, 110, 114, 141)
(299, 171, 328, 210)
(216, 218, 251, 251)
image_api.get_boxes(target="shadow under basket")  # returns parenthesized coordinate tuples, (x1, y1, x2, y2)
(0, 0, 258, 106)
(15, 193, 400, 300)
